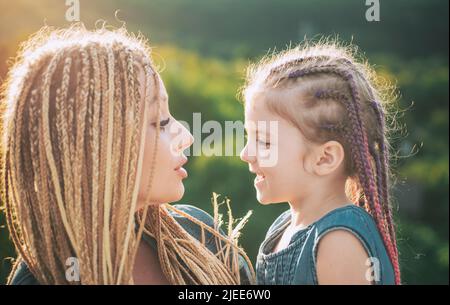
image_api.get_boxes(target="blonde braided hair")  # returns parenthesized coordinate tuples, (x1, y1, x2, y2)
(0, 24, 255, 285)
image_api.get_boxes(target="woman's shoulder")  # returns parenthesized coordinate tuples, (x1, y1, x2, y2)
(169, 204, 255, 284)
(168, 204, 220, 242)
(8, 260, 40, 285)
(169, 204, 216, 228)
(8, 205, 254, 285)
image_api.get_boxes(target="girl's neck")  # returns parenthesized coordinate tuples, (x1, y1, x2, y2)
(288, 181, 351, 229)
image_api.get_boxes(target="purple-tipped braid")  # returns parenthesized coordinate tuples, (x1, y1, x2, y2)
(283, 64, 401, 284)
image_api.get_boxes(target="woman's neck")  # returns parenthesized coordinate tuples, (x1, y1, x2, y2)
(132, 238, 170, 285)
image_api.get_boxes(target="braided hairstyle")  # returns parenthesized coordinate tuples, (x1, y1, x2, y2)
(242, 40, 400, 284)
(1, 24, 254, 284)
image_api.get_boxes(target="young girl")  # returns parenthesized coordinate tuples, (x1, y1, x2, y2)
(240, 41, 400, 285)
(1, 25, 254, 284)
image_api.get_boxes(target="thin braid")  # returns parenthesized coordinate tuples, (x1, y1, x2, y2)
(370, 100, 398, 255)
(346, 72, 400, 278)
(88, 45, 101, 282)
(102, 46, 116, 283)
(115, 52, 143, 284)
(41, 50, 85, 282)
(3, 155, 41, 280)
(38, 97, 62, 283)
(114, 49, 134, 275)
(54, 56, 79, 282)
(139, 203, 254, 284)
(369, 101, 400, 278)
(96, 46, 108, 283)
(5, 69, 43, 274)
(268, 55, 332, 78)
(119, 55, 142, 281)
(74, 47, 92, 282)
(22, 90, 49, 283)
(110, 48, 124, 273)
(132, 69, 162, 282)
(353, 70, 398, 257)
(5, 148, 45, 283)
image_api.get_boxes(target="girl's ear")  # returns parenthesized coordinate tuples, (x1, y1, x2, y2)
(312, 140, 345, 176)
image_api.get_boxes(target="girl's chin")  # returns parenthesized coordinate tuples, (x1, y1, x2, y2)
(256, 192, 273, 205)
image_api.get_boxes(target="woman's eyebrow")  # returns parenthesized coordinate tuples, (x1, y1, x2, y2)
(151, 117, 170, 126)
(160, 93, 169, 102)
(159, 95, 169, 112)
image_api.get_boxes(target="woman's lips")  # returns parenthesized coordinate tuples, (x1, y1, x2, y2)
(175, 166, 188, 179)
(174, 158, 188, 179)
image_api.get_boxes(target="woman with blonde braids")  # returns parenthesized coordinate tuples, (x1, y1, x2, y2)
(0, 24, 254, 285)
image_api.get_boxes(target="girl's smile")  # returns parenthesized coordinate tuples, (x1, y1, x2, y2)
(250, 169, 266, 187)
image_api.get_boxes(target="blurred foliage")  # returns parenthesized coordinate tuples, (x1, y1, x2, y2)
(0, 0, 448, 284)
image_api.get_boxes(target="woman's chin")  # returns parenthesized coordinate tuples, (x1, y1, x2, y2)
(136, 183, 185, 209)
(172, 184, 185, 202)
(163, 182, 185, 203)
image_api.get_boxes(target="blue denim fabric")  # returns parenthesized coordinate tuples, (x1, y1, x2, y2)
(256, 205, 395, 285)
(9, 204, 253, 285)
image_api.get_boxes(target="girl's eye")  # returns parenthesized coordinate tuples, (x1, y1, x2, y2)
(152, 117, 170, 130)
(258, 139, 271, 149)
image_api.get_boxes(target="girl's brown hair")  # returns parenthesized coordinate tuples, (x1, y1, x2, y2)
(1, 24, 254, 284)
(242, 39, 401, 284)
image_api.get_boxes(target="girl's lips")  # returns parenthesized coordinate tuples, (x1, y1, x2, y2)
(254, 174, 265, 186)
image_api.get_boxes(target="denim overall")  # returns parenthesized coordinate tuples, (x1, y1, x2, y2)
(256, 204, 395, 285)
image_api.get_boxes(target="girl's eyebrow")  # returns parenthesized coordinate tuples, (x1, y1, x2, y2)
(256, 130, 271, 139)
(244, 124, 271, 137)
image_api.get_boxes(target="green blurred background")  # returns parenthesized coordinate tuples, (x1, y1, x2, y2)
(0, 0, 448, 284)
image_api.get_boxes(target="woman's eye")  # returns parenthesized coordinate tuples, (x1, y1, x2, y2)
(152, 117, 170, 130)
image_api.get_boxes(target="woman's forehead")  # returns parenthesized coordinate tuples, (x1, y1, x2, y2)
(155, 75, 169, 102)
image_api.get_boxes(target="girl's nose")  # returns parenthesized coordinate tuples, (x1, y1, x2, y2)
(240, 143, 255, 164)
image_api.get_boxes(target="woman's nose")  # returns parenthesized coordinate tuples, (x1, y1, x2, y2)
(175, 122, 194, 153)
(182, 130, 194, 151)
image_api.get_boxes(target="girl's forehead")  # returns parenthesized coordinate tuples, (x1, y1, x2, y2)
(245, 92, 275, 120)
(244, 101, 279, 133)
